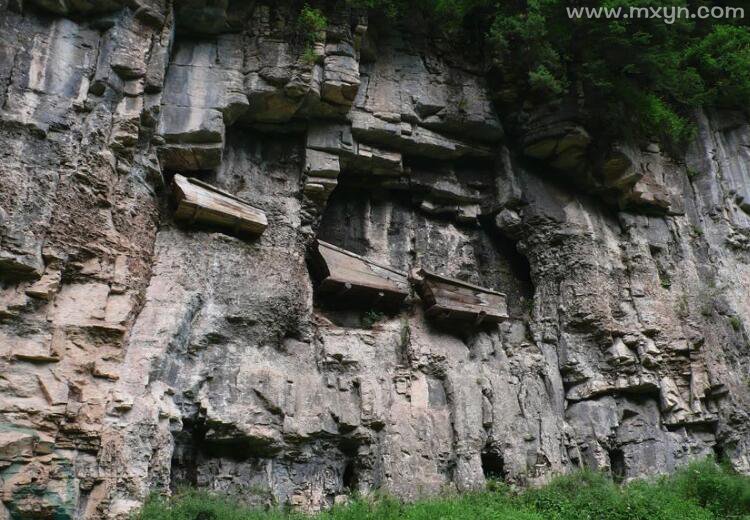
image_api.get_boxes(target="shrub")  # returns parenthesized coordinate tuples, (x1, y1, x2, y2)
(670, 459, 750, 519)
(338, 0, 750, 150)
(687, 25, 750, 108)
(528, 65, 566, 97)
(301, 47, 318, 65)
(297, 4, 327, 58)
(297, 4, 328, 65)
(135, 459, 750, 520)
(298, 4, 327, 42)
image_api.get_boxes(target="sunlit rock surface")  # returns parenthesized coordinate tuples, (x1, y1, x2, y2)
(1, 2, 750, 518)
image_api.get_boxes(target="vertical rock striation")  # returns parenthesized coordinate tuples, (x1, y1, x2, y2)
(1, 2, 750, 518)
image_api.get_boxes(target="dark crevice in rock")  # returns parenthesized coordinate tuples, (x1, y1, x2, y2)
(339, 437, 360, 491)
(714, 442, 726, 463)
(479, 217, 534, 319)
(342, 459, 357, 491)
(609, 448, 625, 482)
(171, 416, 283, 495)
(481, 449, 506, 481)
(171, 423, 199, 491)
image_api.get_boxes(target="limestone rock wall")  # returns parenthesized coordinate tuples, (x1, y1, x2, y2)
(1, 2, 750, 519)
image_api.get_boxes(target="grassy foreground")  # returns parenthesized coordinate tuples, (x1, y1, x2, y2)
(136, 460, 750, 520)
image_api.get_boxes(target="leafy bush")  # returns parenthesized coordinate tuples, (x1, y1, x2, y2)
(670, 459, 750, 519)
(298, 4, 327, 40)
(297, 4, 328, 65)
(136, 459, 750, 520)
(520, 468, 714, 520)
(483, 0, 717, 148)
(687, 25, 750, 108)
(301, 46, 318, 64)
(297, 4, 327, 56)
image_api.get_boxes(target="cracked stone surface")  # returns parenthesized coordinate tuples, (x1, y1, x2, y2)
(2, 2, 750, 518)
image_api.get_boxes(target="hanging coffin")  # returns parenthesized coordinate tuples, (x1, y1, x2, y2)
(173, 174, 267, 237)
(310, 240, 409, 309)
(411, 268, 508, 324)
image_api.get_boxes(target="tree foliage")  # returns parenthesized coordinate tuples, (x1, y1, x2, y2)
(336, 0, 750, 148)
(297, 4, 327, 45)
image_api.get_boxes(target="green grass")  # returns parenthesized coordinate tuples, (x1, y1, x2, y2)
(135, 460, 750, 520)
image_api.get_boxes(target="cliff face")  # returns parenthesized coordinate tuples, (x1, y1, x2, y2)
(2, 2, 750, 518)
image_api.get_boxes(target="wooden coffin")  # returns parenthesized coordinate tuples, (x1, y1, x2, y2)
(411, 268, 508, 324)
(173, 174, 267, 237)
(310, 240, 409, 309)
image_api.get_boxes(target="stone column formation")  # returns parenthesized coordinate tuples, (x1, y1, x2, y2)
(1, 1, 750, 519)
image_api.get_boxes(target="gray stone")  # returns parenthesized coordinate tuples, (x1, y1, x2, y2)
(158, 106, 225, 144)
(1, 3, 750, 519)
(305, 149, 340, 178)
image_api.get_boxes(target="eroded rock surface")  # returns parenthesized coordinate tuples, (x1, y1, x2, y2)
(2, 2, 750, 518)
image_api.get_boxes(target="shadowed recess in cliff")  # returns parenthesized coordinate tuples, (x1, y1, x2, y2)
(171, 416, 366, 509)
(481, 449, 506, 481)
(316, 178, 533, 318)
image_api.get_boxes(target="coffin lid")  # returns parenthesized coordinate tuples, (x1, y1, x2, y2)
(172, 174, 268, 235)
(316, 240, 408, 279)
(174, 174, 265, 214)
(311, 240, 409, 309)
(411, 268, 506, 297)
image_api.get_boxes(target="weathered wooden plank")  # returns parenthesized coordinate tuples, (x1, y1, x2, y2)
(418, 269, 506, 296)
(173, 174, 268, 237)
(412, 268, 508, 324)
(430, 284, 505, 308)
(310, 240, 409, 309)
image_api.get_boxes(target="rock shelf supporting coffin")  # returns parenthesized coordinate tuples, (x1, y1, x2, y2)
(172, 174, 268, 237)
(411, 268, 508, 324)
(309, 240, 409, 310)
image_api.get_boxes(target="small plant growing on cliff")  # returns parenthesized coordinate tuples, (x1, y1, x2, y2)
(302, 47, 318, 65)
(297, 4, 326, 57)
(361, 310, 385, 329)
(730, 315, 742, 332)
(527, 64, 567, 97)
